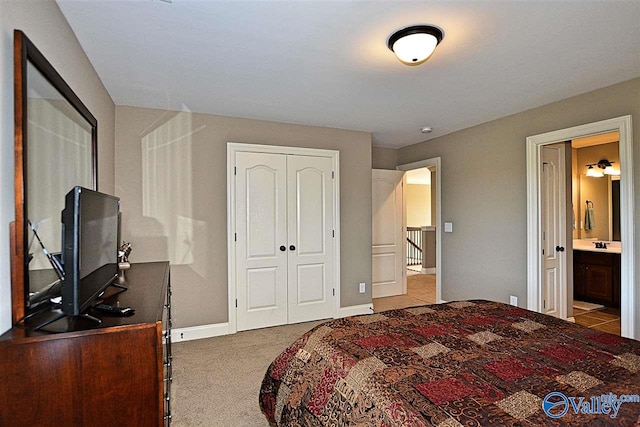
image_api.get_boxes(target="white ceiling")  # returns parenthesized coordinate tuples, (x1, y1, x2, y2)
(56, 1, 640, 148)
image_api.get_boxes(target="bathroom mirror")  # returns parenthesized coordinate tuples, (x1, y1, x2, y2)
(572, 137, 620, 243)
(13, 30, 97, 322)
(578, 175, 620, 241)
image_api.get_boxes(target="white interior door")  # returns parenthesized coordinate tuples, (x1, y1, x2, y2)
(287, 155, 335, 323)
(235, 152, 288, 331)
(372, 169, 405, 298)
(541, 145, 566, 318)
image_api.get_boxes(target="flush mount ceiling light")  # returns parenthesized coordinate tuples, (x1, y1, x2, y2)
(421, 126, 433, 134)
(387, 25, 444, 66)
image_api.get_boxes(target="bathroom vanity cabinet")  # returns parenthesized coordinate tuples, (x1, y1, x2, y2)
(574, 250, 620, 308)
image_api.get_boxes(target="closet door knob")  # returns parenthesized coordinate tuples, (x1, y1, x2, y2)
(289, 245, 296, 251)
(279, 246, 286, 252)
(555, 246, 565, 252)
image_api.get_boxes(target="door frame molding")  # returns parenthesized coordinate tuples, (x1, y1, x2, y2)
(396, 157, 443, 303)
(526, 115, 635, 339)
(226, 142, 341, 334)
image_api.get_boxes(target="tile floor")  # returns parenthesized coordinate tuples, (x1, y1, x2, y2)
(373, 272, 436, 313)
(573, 307, 621, 335)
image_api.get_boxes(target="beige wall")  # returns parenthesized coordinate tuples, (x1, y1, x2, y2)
(0, 0, 115, 334)
(406, 184, 431, 227)
(115, 106, 372, 328)
(397, 78, 640, 335)
(372, 146, 397, 170)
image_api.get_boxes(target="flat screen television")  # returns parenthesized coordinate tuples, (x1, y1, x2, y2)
(61, 186, 120, 317)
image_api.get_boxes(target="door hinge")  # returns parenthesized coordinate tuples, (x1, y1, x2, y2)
(332, 230, 335, 238)
(234, 233, 237, 242)
(332, 171, 335, 179)
(235, 299, 238, 308)
(234, 166, 237, 175)
(332, 288, 335, 296)
(542, 248, 544, 255)
(543, 300, 546, 309)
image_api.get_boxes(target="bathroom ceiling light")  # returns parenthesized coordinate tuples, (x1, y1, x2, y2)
(387, 25, 444, 66)
(586, 165, 604, 178)
(421, 126, 433, 134)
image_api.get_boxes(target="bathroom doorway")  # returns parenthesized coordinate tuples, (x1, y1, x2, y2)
(570, 132, 622, 334)
(526, 116, 635, 339)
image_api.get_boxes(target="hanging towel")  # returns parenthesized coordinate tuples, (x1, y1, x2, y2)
(585, 201, 595, 230)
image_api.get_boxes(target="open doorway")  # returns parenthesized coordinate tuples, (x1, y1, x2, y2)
(372, 158, 442, 312)
(526, 116, 635, 339)
(404, 167, 437, 300)
(570, 132, 622, 335)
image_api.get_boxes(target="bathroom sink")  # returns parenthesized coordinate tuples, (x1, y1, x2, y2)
(572, 239, 621, 253)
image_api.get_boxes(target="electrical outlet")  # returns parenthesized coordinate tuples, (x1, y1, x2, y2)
(510, 295, 518, 306)
(359, 282, 366, 293)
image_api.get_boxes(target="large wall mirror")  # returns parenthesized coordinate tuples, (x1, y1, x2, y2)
(12, 30, 97, 323)
(571, 134, 620, 243)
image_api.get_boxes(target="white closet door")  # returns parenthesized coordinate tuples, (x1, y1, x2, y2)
(235, 152, 288, 331)
(372, 169, 405, 298)
(287, 155, 335, 323)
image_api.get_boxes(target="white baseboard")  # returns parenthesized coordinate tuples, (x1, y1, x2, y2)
(171, 322, 229, 342)
(421, 268, 436, 275)
(566, 317, 576, 323)
(338, 303, 374, 318)
(170, 305, 381, 340)
(437, 298, 448, 304)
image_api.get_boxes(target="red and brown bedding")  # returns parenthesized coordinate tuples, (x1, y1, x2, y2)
(259, 300, 640, 426)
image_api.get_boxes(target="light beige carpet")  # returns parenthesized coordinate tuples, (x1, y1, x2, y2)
(171, 320, 323, 426)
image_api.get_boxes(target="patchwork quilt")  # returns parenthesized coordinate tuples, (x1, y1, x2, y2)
(259, 300, 640, 426)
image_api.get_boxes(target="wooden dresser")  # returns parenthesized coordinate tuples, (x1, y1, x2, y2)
(0, 262, 172, 426)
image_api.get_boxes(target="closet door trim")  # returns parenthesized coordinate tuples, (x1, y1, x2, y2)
(227, 143, 340, 334)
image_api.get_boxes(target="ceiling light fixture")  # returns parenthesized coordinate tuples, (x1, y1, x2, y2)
(421, 126, 433, 134)
(388, 25, 444, 66)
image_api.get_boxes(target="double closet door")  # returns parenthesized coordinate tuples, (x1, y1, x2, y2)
(235, 151, 335, 331)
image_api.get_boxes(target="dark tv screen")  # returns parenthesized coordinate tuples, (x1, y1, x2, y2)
(62, 187, 119, 316)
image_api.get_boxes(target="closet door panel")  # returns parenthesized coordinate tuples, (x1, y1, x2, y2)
(235, 152, 288, 331)
(287, 155, 335, 323)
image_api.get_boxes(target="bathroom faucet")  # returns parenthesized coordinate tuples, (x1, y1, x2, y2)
(594, 241, 608, 249)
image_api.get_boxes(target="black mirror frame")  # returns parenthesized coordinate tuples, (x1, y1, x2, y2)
(12, 30, 98, 323)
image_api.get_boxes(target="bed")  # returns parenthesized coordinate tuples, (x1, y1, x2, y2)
(259, 300, 640, 426)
